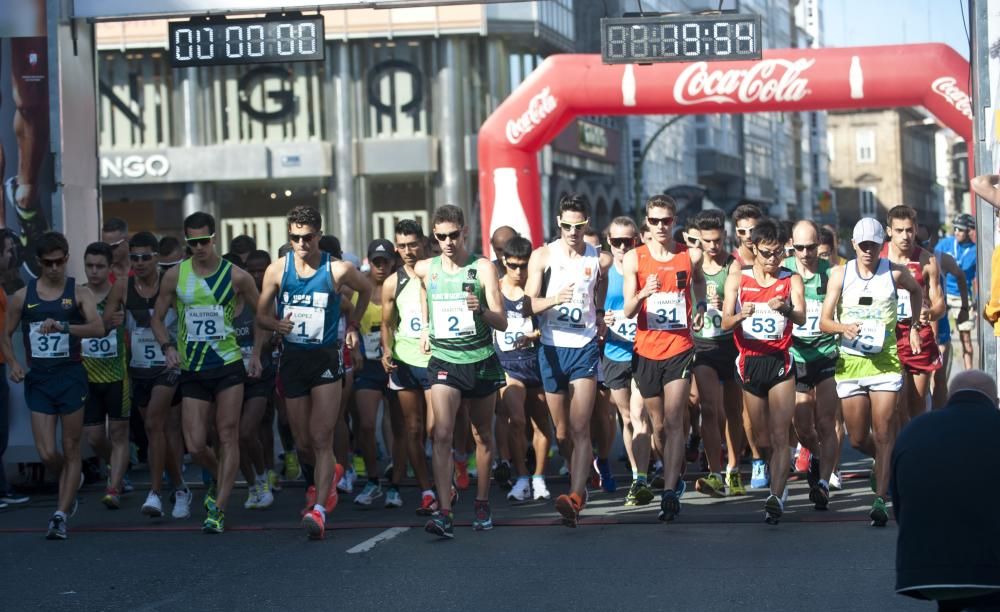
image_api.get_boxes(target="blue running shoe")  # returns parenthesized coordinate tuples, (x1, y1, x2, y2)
(750, 459, 770, 489)
(594, 458, 617, 493)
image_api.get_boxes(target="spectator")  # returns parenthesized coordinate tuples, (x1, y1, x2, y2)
(0, 230, 28, 508)
(935, 213, 977, 371)
(227, 235, 256, 265)
(891, 370, 1000, 611)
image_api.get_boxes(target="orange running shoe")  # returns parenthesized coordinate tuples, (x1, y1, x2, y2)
(455, 460, 470, 490)
(302, 508, 325, 540)
(302, 485, 318, 517)
(794, 447, 811, 474)
(555, 492, 584, 528)
(325, 464, 345, 512)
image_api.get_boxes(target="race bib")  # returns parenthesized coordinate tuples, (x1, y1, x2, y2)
(896, 288, 912, 321)
(362, 327, 382, 359)
(840, 319, 885, 356)
(29, 322, 70, 359)
(82, 329, 118, 358)
(608, 310, 638, 342)
(130, 327, 165, 368)
(793, 300, 823, 339)
(285, 305, 325, 345)
(432, 299, 475, 339)
(496, 315, 534, 352)
(742, 303, 786, 341)
(399, 305, 424, 339)
(646, 292, 687, 331)
(699, 307, 725, 339)
(185, 306, 225, 342)
(550, 290, 589, 330)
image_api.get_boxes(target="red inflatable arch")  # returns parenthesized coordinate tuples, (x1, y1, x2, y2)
(477, 43, 972, 249)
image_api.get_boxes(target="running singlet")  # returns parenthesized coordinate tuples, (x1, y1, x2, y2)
(603, 263, 636, 362)
(494, 293, 536, 360)
(540, 241, 600, 348)
(634, 245, 694, 361)
(734, 266, 794, 357)
(176, 258, 241, 372)
(21, 278, 84, 368)
(82, 294, 126, 383)
(427, 255, 493, 364)
(357, 294, 383, 362)
(233, 302, 271, 374)
(125, 277, 177, 377)
(879, 244, 925, 321)
(835, 259, 900, 381)
(693, 256, 733, 342)
(276, 252, 341, 351)
(783, 257, 837, 362)
(392, 268, 430, 368)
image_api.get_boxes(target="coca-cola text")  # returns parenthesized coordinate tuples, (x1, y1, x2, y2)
(930, 77, 973, 120)
(673, 59, 815, 106)
(505, 87, 558, 145)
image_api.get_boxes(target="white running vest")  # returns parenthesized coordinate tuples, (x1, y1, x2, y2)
(541, 241, 600, 348)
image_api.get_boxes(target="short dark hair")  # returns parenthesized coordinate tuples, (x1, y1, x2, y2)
(584, 228, 600, 240)
(608, 216, 638, 235)
(887, 205, 917, 225)
(695, 209, 725, 232)
(819, 227, 836, 247)
(287, 206, 322, 232)
(733, 203, 763, 223)
(158, 236, 182, 257)
(229, 235, 256, 255)
(750, 218, 787, 246)
(559, 194, 590, 217)
(319, 235, 342, 259)
(102, 217, 128, 235)
(781, 220, 794, 241)
(246, 249, 271, 266)
(278, 243, 293, 259)
(129, 231, 159, 251)
(503, 236, 532, 260)
(395, 219, 424, 239)
(36, 231, 69, 259)
(84, 242, 114, 266)
(432, 204, 464, 228)
(645, 194, 677, 216)
(183, 212, 215, 236)
(222, 252, 244, 268)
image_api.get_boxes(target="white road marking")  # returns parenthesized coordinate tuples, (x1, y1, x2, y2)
(346, 527, 409, 554)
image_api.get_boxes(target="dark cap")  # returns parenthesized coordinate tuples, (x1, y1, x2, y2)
(953, 213, 975, 231)
(367, 239, 394, 261)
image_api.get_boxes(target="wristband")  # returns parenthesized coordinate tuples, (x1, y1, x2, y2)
(696, 301, 708, 312)
(161, 342, 176, 352)
(346, 322, 359, 333)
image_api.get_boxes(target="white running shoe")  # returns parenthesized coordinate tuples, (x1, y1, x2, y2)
(256, 482, 274, 509)
(141, 491, 163, 518)
(507, 479, 531, 502)
(244, 485, 261, 510)
(384, 487, 403, 508)
(532, 478, 551, 501)
(353, 481, 383, 506)
(338, 468, 355, 494)
(829, 471, 843, 491)
(172, 489, 192, 519)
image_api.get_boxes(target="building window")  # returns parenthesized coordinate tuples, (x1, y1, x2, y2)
(856, 129, 875, 163)
(859, 187, 877, 217)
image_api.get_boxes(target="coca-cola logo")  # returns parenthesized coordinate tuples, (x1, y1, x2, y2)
(505, 87, 558, 145)
(930, 77, 973, 120)
(673, 59, 815, 106)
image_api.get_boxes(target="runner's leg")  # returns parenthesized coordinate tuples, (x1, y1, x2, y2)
(430, 384, 460, 512)
(467, 395, 496, 502)
(503, 379, 529, 477)
(398, 388, 431, 490)
(309, 380, 343, 509)
(57, 410, 84, 515)
(765, 378, 797, 498)
(212, 384, 243, 511)
(693, 366, 725, 474)
(567, 378, 597, 498)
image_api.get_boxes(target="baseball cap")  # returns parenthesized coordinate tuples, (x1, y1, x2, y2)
(852, 218, 885, 245)
(367, 239, 394, 262)
(953, 213, 975, 230)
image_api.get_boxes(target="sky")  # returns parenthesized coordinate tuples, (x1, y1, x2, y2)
(823, 0, 971, 59)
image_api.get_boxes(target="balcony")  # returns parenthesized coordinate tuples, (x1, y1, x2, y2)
(696, 149, 743, 182)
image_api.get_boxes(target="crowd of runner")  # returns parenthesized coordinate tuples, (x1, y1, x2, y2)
(0, 195, 978, 540)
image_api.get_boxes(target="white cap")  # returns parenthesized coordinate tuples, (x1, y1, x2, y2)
(852, 217, 885, 245)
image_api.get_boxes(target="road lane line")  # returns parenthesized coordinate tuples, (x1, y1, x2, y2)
(346, 527, 409, 553)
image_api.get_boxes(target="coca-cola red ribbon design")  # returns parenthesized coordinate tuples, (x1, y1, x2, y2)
(478, 44, 971, 250)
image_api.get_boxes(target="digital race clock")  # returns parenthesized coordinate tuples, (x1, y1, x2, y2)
(601, 13, 762, 64)
(168, 14, 325, 68)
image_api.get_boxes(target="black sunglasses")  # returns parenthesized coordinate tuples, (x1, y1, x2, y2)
(646, 216, 673, 227)
(793, 244, 818, 252)
(185, 234, 214, 247)
(288, 232, 317, 244)
(39, 256, 66, 268)
(130, 253, 155, 262)
(608, 237, 634, 249)
(756, 247, 783, 260)
(505, 261, 528, 270)
(434, 230, 461, 242)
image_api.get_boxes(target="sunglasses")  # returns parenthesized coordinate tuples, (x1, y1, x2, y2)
(685, 236, 701, 246)
(39, 256, 66, 268)
(185, 234, 215, 247)
(434, 230, 461, 242)
(108, 238, 127, 247)
(129, 253, 155, 262)
(793, 243, 818, 252)
(288, 232, 317, 244)
(755, 247, 783, 260)
(646, 216, 673, 227)
(559, 219, 589, 232)
(608, 237, 634, 249)
(158, 259, 183, 269)
(735, 227, 756, 236)
(505, 261, 528, 270)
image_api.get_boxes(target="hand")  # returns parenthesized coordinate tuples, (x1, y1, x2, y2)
(108, 310, 125, 328)
(841, 322, 860, 341)
(344, 328, 359, 351)
(420, 329, 430, 355)
(8, 362, 24, 383)
(556, 283, 576, 305)
(957, 306, 969, 325)
(381, 352, 397, 374)
(767, 297, 788, 312)
(603, 310, 616, 327)
(38, 318, 62, 334)
(919, 309, 931, 326)
(275, 312, 294, 336)
(691, 310, 704, 332)
(514, 332, 537, 350)
(909, 325, 922, 355)
(709, 294, 722, 310)
(465, 291, 481, 313)
(164, 346, 180, 370)
(741, 302, 756, 320)
(641, 274, 660, 299)
(246, 355, 262, 379)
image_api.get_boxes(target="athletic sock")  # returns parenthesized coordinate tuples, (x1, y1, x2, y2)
(301, 463, 316, 487)
(818, 479, 829, 489)
(632, 469, 639, 481)
(636, 472, 647, 484)
(54, 510, 67, 520)
(422, 489, 436, 498)
(312, 503, 326, 520)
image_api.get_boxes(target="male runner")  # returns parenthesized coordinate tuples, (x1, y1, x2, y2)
(79, 242, 130, 510)
(0, 231, 105, 539)
(820, 218, 923, 527)
(152, 213, 263, 534)
(722, 219, 805, 524)
(882, 206, 945, 422)
(691, 210, 742, 498)
(381, 220, 437, 514)
(525, 194, 609, 528)
(623, 195, 705, 522)
(418, 204, 507, 538)
(935, 213, 977, 371)
(494, 236, 551, 502)
(102, 218, 131, 283)
(257, 206, 371, 539)
(490, 225, 518, 275)
(783, 220, 840, 509)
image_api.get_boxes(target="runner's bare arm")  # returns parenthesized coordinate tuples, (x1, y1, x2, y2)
(333, 260, 372, 349)
(477, 257, 508, 331)
(819, 265, 852, 336)
(787, 274, 806, 327)
(720, 267, 747, 331)
(102, 278, 127, 330)
(621, 249, 644, 320)
(971, 174, 1000, 209)
(68, 286, 107, 339)
(255, 261, 289, 334)
(923, 254, 946, 321)
(232, 267, 263, 376)
(1, 289, 26, 381)
(594, 251, 613, 315)
(526, 247, 556, 314)
(938, 252, 970, 312)
(380, 273, 399, 372)
(892, 263, 924, 326)
(151, 266, 179, 368)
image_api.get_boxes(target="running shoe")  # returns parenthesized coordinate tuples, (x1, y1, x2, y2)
(268, 469, 282, 493)
(101, 487, 121, 509)
(122, 475, 135, 494)
(46, 514, 67, 540)
(0, 501, 6, 510)
(555, 492, 583, 528)
(352, 455, 367, 478)
(675, 476, 687, 498)
(750, 459, 769, 489)
(416, 492, 438, 516)
(302, 508, 325, 540)
(141, 491, 163, 518)
(244, 485, 261, 510)
(532, 478, 551, 501)
(257, 481, 275, 509)
(764, 494, 783, 525)
(685, 434, 701, 464)
(794, 445, 811, 473)
(425, 511, 454, 539)
(385, 487, 403, 509)
(302, 486, 318, 518)
(202, 507, 225, 534)
(354, 480, 383, 506)
(829, 471, 843, 491)
(455, 459, 470, 491)
(809, 482, 830, 511)
(650, 470, 665, 490)
(326, 464, 345, 512)
(172, 489, 192, 519)
(658, 490, 680, 522)
(493, 460, 512, 489)
(695, 473, 726, 498)
(725, 470, 747, 496)
(383, 463, 394, 483)
(337, 467, 355, 494)
(472, 500, 493, 531)
(0, 492, 29, 505)
(467, 455, 478, 479)
(870, 496, 889, 527)
(507, 479, 531, 502)
(806, 455, 821, 489)
(625, 481, 654, 506)
(594, 458, 617, 493)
